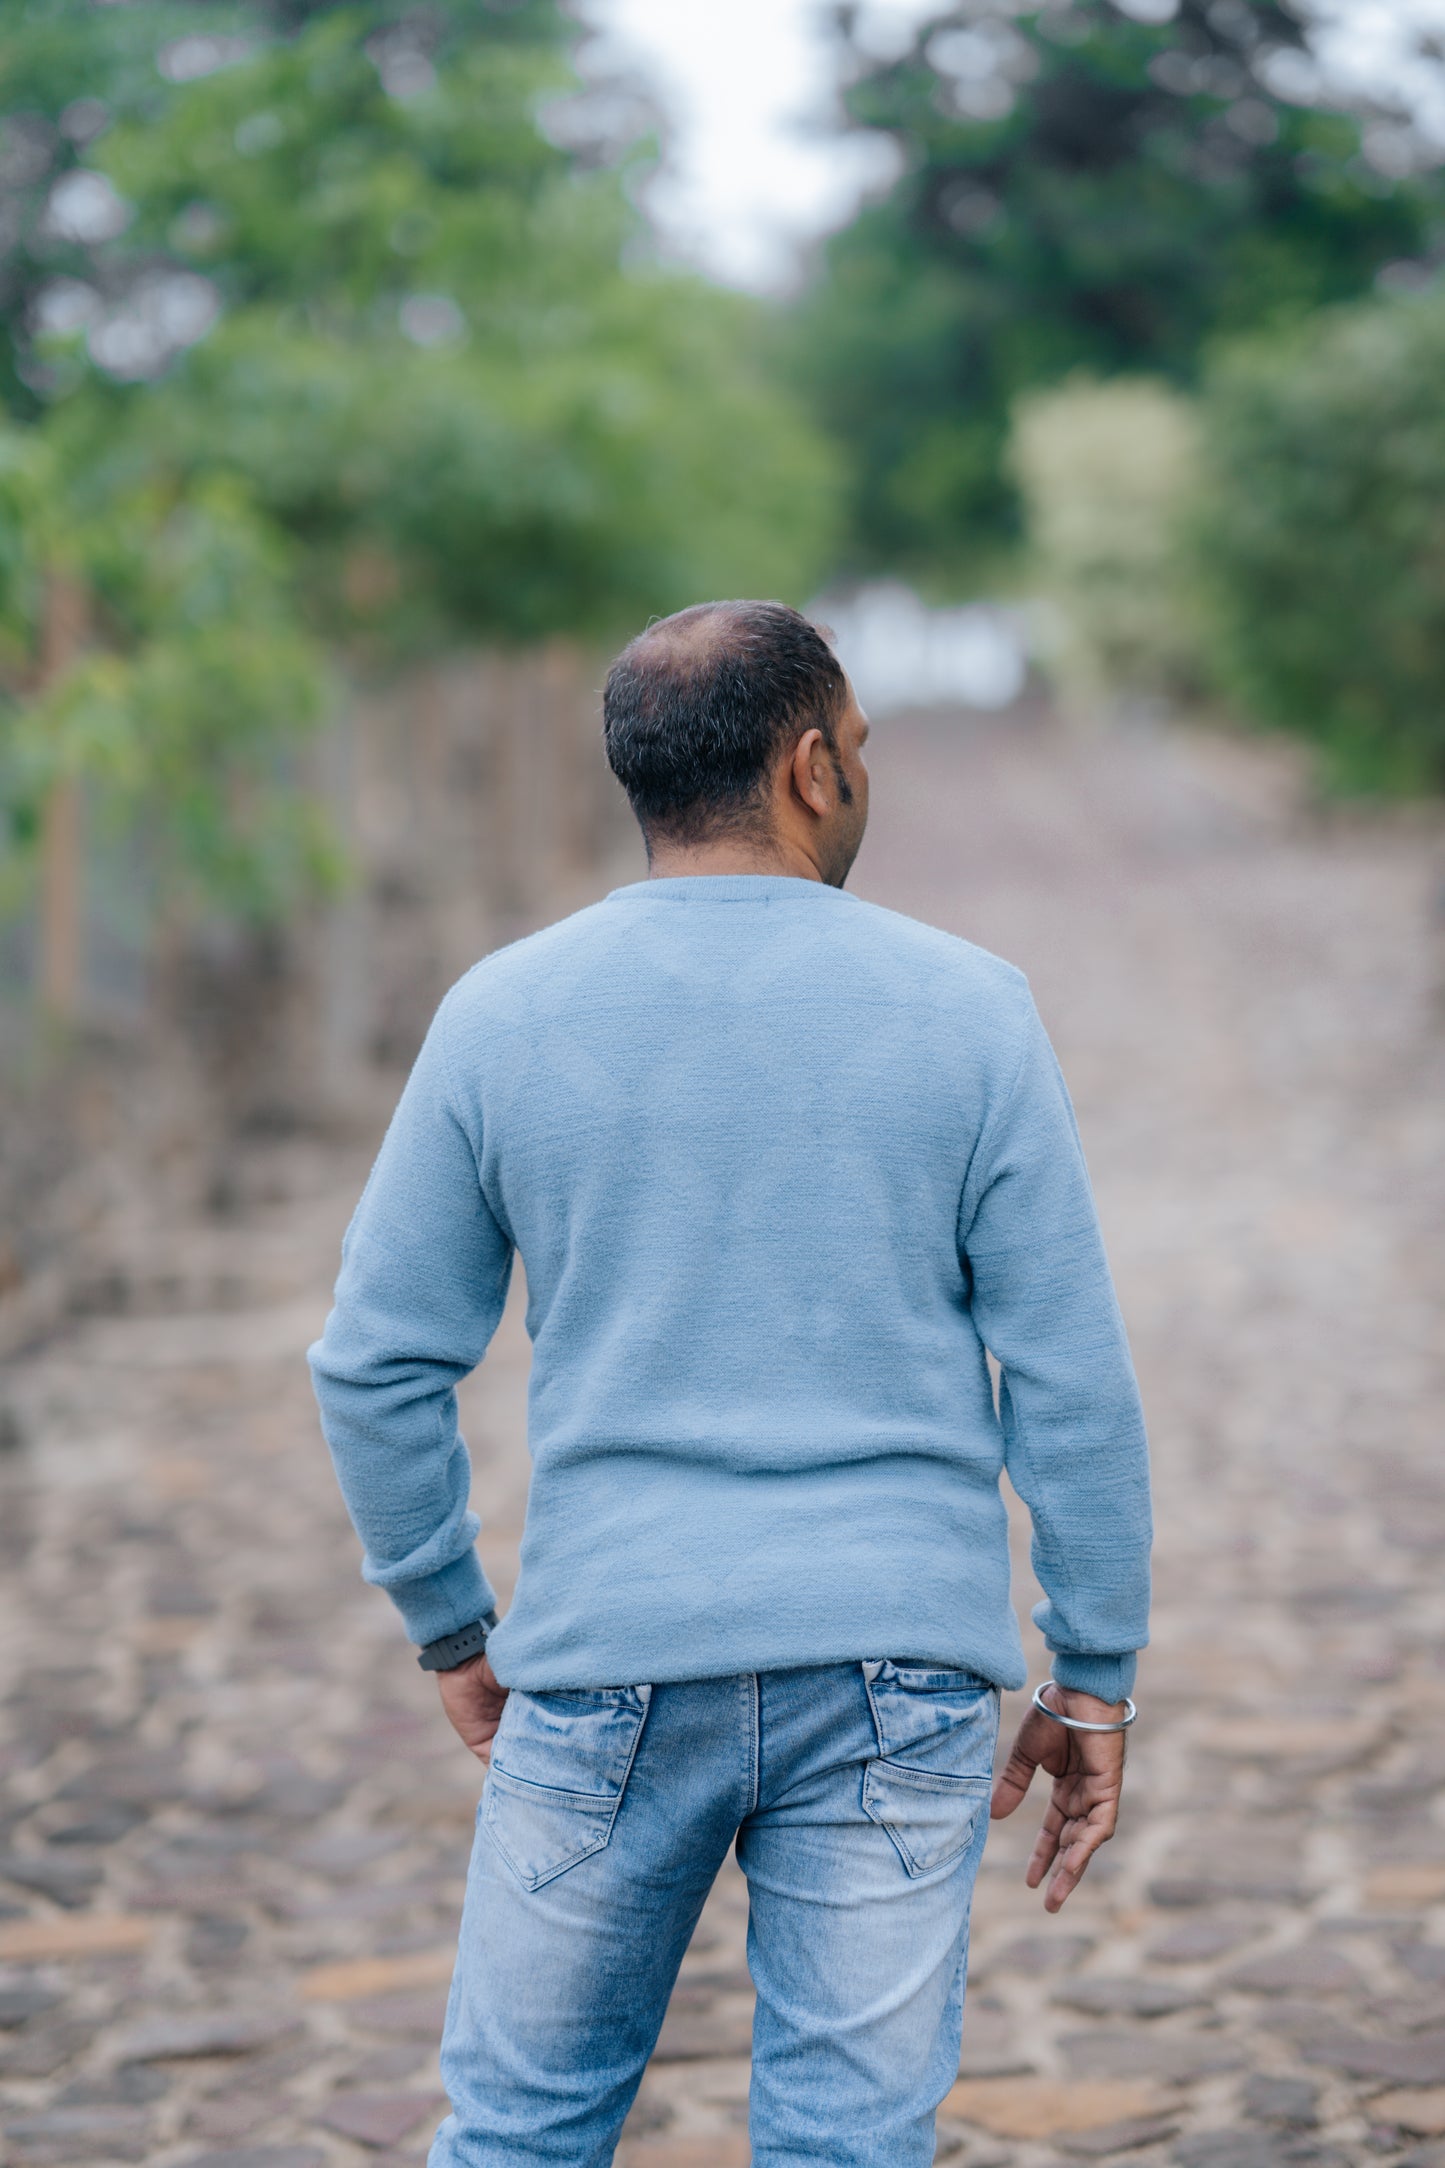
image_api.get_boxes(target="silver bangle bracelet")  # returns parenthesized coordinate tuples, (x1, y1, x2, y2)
(1032, 1682, 1137, 1733)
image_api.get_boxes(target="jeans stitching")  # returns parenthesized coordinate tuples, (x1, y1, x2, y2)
(862, 1663, 887, 1757)
(862, 1765, 992, 1878)
(483, 1686, 654, 1893)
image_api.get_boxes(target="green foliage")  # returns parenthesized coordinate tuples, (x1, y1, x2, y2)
(87, 298, 835, 650)
(0, 429, 50, 666)
(0, 2, 841, 931)
(1010, 377, 1205, 706)
(16, 0, 837, 639)
(80, 5, 836, 639)
(789, 0, 1445, 580)
(1194, 282, 1445, 794)
(0, 446, 331, 918)
(94, 10, 580, 322)
(0, 0, 571, 407)
(0, 0, 196, 416)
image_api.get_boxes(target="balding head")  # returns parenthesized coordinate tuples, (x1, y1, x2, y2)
(603, 600, 849, 848)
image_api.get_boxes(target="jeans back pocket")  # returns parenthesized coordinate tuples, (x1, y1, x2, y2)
(860, 1660, 999, 1878)
(484, 1683, 651, 1893)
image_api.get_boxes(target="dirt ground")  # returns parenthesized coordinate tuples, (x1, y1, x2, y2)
(2, 704, 1444, 2168)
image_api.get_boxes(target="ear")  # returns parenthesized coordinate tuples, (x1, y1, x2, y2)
(788, 728, 831, 817)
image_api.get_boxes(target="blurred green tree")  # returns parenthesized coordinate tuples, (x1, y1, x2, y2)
(1195, 283, 1445, 794)
(791, 0, 1445, 581)
(81, 7, 834, 643)
(0, 0, 568, 415)
(0, 425, 330, 929)
(0, 2, 839, 948)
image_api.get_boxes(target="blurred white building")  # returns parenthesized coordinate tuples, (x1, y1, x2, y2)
(817, 583, 1028, 717)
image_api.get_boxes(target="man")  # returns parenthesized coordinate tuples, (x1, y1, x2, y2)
(309, 600, 1151, 2168)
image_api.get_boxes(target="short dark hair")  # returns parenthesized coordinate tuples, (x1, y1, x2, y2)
(603, 600, 848, 844)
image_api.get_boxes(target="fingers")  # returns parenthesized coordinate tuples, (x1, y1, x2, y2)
(990, 1744, 1039, 1820)
(1012, 1742, 1124, 1907)
(991, 1716, 1053, 1819)
(451, 1706, 504, 1764)
(992, 1704, 1073, 1819)
(1044, 1823, 1106, 1912)
(1028, 1829, 1062, 1892)
(435, 1664, 509, 1764)
(1041, 1800, 1119, 1910)
(1023, 1790, 1065, 1884)
(996, 1705, 1125, 1909)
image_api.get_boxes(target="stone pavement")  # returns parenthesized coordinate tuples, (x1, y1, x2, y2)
(2, 706, 1444, 2168)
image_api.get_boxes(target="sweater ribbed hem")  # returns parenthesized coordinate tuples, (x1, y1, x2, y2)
(1050, 1649, 1138, 1703)
(384, 1547, 497, 1649)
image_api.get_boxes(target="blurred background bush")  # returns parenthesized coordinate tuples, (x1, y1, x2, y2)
(1195, 285, 1445, 795)
(1008, 376, 1205, 714)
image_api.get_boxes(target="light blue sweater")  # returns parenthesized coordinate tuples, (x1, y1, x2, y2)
(309, 875, 1150, 1702)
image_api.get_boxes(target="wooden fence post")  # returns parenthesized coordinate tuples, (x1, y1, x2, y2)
(37, 574, 87, 1023)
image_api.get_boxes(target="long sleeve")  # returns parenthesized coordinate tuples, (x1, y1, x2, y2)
(308, 995, 514, 1645)
(959, 993, 1151, 1702)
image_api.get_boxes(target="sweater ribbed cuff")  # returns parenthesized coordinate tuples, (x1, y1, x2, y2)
(1050, 1649, 1138, 1703)
(385, 1547, 498, 1649)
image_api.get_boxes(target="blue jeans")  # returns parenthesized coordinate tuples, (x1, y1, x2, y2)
(430, 1660, 1001, 2168)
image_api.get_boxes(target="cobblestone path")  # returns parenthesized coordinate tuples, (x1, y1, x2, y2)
(2, 709, 1444, 2168)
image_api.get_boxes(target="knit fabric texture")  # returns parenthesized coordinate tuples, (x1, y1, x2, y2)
(309, 875, 1151, 1701)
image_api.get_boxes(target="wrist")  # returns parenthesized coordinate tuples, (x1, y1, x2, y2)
(1032, 1681, 1136, 1733)
(1047, 1684, 1126, 1720)
(417, 1611, 498, 1673)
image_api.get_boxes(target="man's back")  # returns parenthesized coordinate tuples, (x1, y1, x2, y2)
(311, 873, 1147, 1699)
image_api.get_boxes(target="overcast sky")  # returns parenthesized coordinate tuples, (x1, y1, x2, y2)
(578, 0, 1445, 291)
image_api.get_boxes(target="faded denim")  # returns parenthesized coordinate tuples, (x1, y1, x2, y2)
(430, 1659, 1000, 2168)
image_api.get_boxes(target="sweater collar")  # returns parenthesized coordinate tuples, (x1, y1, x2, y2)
(607, 875, 858, 904)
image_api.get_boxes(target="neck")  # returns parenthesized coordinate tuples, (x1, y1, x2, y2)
(644, 830, 825, 884)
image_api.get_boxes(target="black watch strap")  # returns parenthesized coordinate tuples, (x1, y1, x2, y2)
(417, 1612, 498, 1673)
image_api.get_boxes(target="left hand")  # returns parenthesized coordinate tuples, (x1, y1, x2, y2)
(989, 1685, 1127, 1911)
(436, 1652, 509, 1764)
